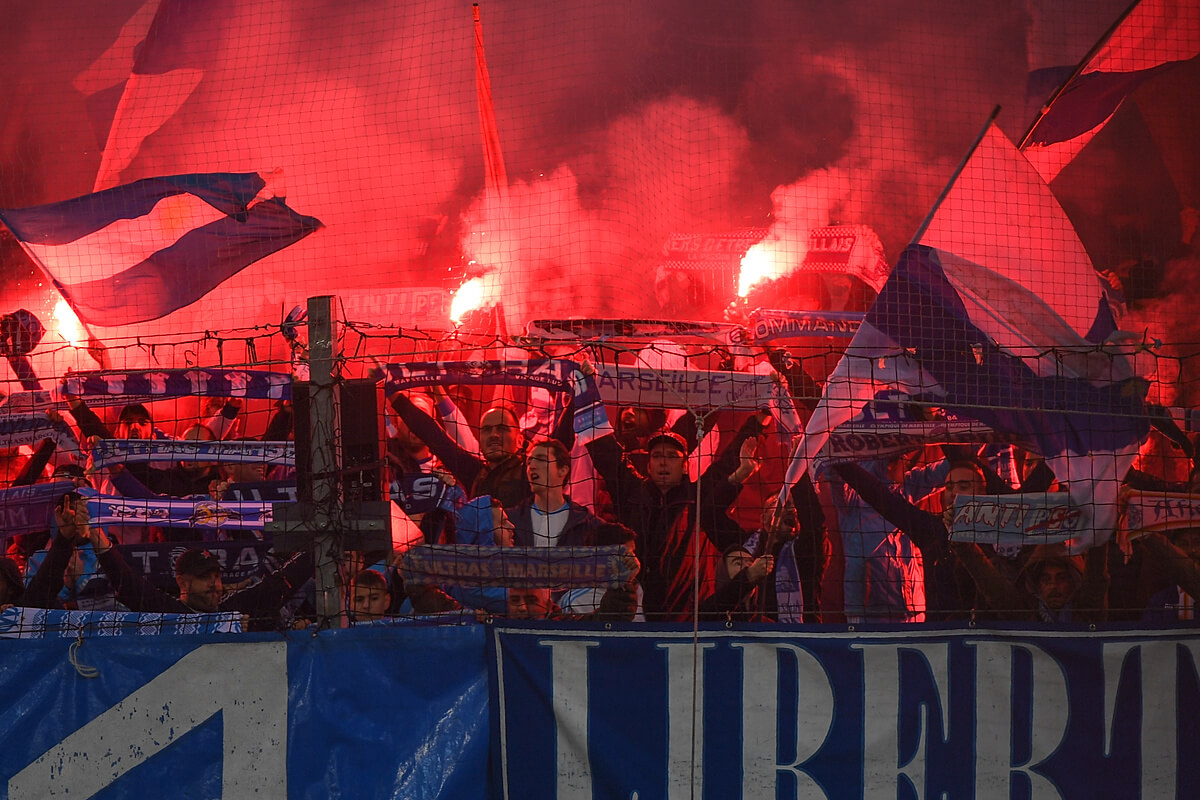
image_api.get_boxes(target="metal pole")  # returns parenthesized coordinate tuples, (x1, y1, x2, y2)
(307, 295, 344, 628)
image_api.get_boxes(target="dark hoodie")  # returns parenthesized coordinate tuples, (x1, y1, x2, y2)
(953, 541, 1108, 623)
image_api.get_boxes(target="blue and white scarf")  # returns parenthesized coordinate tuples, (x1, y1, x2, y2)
(0, 606, 242, 638)
(60, 368, 291, 401)
(91, 439, 293, 469)
(82, 489, 273, 532)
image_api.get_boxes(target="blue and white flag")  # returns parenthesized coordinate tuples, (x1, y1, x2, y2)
(224, 480, 298, 503)
(0, 171, 322, 326)
(0, 413, 81, 456)
(391, 473, 466, 516)
(789, 124, 1149, 550)
(400, 544, 634, 590)
(815, 419, 1024, 470)
(0, 390, 58, 413)
(112, 539, 277, 592)
(60, 367, 292, 401)
(1119, 490, 1200, 539)
(90, 439, 293, 469)
(590, 363, 775, 411)
(1021, 0, 1200, 182)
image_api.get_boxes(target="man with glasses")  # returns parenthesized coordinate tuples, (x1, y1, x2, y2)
(390, 393, 574, 508)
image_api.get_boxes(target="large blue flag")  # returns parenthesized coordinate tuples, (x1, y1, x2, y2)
(0, 171, 322, 326)
(791, 125, 1150, 550)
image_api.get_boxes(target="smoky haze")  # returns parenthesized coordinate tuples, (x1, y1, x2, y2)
(0, 0, 1160, 348)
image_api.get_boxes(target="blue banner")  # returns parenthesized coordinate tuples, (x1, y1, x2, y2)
(384, 359, 576, 394)
(0, 625, 488, 799)
(3, 623, 1200, 798)
(115, 540, 275, 592)
(740, 308, 863, 342)
(91, 438, 294, 468)
(0, 606, 242, 638)
(490, 625, 1200, 799)
(225, 480, 298, 503)
(950, 492, 1084, 545)
(401, 544, 634, 590)
(392, 472, 466, 515)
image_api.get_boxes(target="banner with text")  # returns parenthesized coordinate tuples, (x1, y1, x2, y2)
(491, 625, 1200, 800)
(1120, 490, 1200, 539)
(949, 492, 1084, 546)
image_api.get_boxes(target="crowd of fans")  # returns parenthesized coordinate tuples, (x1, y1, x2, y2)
(1, 343, 1199, 632)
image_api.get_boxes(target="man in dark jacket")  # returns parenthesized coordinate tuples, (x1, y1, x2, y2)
(577, 362, 764, 621)
(68, 499, 310, 629)
(0, 554, 24, 610)
(390, 393, 574, 508)
(506, 438, 602, 548)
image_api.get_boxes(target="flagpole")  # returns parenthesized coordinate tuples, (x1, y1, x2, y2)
(908, 105, 1001, 246)
(471, 2, 514, 335)
(1016, 0, 1141, 149)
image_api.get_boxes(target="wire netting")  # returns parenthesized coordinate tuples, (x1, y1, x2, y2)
(0, 1, 1198, 635)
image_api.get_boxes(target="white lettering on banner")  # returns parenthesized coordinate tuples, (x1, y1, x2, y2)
(235, 546, 261, 571)
(595, 367, 772, 410)
(968, 641, 1069, 799)
(505, 631, 1200, 798)
(853, 643, 950, 799)
(732, 642, 833, 798)
(1103, 641, 1200, 798)
(543, 639, 600, 800)
(4, 506, 27, 528)
(8, 642, 287, 799)
(659, 642, 714, 800)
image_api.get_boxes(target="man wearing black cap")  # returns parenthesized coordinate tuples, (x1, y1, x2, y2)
(173, 549, 225, 612)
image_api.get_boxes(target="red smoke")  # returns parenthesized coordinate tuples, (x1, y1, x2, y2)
(0, 0, 1148, 364)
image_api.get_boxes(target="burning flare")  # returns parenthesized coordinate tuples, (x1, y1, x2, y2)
(451, 277, 492, 324)
(738, 241, 790, 297)
(53, 299, 84, 347)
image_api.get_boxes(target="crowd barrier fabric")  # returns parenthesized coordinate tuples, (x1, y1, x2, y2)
(3, 623, 1199, 798)
(0, 624, 489, 800)
(490, 624, 1200, 800)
